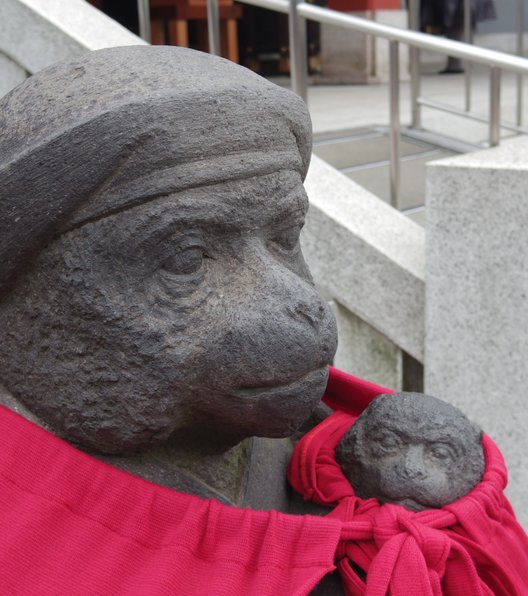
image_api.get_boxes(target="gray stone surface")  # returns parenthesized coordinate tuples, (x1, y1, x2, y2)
(0, 52, 27, 97)
(302, 155, 425, 362)
(426, 136, 528, 528)
(337, 392, 484, 511)
(332, 300, 403, 390)
(0, 46, 337, 510)
(0, 0, 144, 86)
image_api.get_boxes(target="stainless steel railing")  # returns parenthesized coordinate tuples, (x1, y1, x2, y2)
(409, 0, 526, 128)
(136, 0, 528, 209)
(137, 0, 151, 43)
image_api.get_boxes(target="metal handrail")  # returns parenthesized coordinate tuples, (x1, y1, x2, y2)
(265, 1, 528, 206)
(296, 4, 528, 74)
(138, 0, 528, 208)
(236, 0, 528, 206)
(137, 0, 151, 43)
(410, 0, 525, 129)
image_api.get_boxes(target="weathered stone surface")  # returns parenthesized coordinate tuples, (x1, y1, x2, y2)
(426, 137, 528, 528)
(0, 47, 337, 510)
(331, 300, 403, 390)
(336, 392, 484, 511)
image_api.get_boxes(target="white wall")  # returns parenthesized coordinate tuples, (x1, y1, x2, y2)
(0, 0, 145, 96)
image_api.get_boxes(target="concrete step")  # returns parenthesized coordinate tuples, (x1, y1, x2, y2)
(312, 126, 459, 226)
(343, 149, 455, 210)
(313, 129, 437, 170)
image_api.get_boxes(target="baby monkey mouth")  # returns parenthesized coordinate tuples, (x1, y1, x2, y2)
(234, 367, 329, 400)
(381, 496, 429, 512)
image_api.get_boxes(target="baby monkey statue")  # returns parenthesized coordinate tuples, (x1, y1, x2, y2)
(336, 392, 485, 512)
(288, 376, 528, 595)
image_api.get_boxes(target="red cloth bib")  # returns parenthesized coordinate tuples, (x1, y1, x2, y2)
(290, 367, 528, 595)
(2, 368, 527, 595)
(0, 405, 342, 595)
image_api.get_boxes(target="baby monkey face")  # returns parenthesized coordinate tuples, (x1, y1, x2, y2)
(336, 393, 484, 511)
(362, 424, 465, 511)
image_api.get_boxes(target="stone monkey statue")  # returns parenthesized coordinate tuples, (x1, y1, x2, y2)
(0, 45, 338, 512)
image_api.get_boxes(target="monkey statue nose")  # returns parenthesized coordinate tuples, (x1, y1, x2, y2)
(288, 300, 327, 329)
(402, 445, 427, 480)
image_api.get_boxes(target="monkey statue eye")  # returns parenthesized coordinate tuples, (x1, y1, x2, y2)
(427, 443, 456, 463)
(161, 246, 204, 276)
(371, 430, 402, 454)
(270, 224, 302, 252)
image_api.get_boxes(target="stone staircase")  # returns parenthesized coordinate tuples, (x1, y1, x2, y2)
(313, 126, 459, 227)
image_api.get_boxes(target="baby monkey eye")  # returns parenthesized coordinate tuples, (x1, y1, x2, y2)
(161, 246, 204, 276)
(371, 431, 402, 454)
(427, 443, 455, 463)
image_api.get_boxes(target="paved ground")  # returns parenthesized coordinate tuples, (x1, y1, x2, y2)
(306, 64, 528, 145)
(270, 63, 528, 226)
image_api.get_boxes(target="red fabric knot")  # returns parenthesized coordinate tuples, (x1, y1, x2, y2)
(288, 368, 528, 596)
(367, 506, 470, 596)
(334, 503, 485, 596)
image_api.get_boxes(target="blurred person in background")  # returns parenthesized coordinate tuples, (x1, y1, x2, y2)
(420, 0, 496, 73)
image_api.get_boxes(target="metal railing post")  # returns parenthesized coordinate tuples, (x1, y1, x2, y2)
(517, 0, 524, 127)
(489, 67, 501, 146)
(409, 0, 421, 129)
(389, 40, 401, 209)
(207, 0, 221, 56)
(137, 0, 151, 43)
(464, 0, 472, 111)
(288, 0, 308, 102)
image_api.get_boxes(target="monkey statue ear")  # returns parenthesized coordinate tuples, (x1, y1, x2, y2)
(472, 422, 484, 442)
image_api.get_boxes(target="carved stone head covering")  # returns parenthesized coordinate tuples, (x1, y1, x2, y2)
(0, 46, 311, 294)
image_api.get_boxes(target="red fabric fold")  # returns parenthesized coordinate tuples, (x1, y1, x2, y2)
(0, 405, 342, 595)
(2, 367, 527, 595)
(290, 367, 528, 596)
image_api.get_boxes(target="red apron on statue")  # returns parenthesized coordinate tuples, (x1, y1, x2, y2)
(0, 367, 527, 594)
(0, 404, 342, 595)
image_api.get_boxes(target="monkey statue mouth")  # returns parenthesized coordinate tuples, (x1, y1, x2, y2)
(377, 495, 431, 512)
(234, 367, 329, 400)
(231, 367, 331, 438)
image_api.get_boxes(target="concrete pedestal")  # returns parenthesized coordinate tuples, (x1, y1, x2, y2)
(426, 137, 528, 529)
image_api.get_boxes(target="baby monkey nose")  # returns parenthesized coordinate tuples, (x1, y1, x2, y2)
(402, 445, 428, 480)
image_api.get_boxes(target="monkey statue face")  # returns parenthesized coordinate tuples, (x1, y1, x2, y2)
(0, 170, 337, 454)
(0, 47, 337, 455)
(336, 393, 484, 511)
